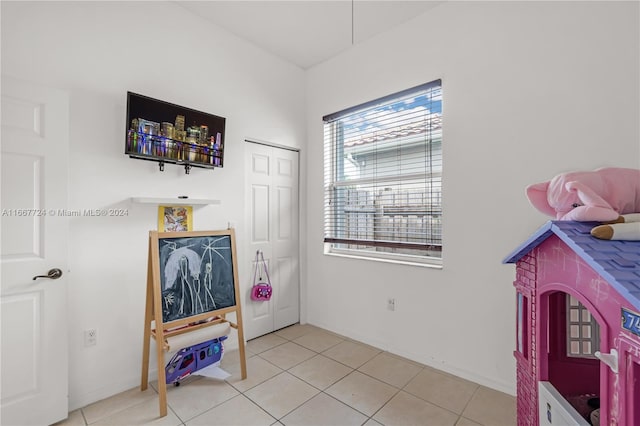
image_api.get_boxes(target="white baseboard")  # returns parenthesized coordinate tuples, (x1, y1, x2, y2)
(68, 370, 158, 412)
(307, 321, 516, 397)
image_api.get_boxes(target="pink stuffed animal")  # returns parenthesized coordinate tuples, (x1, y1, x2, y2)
(526, 167, 640, 240)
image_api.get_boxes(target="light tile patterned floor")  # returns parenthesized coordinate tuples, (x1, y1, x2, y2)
(55, 324, 515, 426)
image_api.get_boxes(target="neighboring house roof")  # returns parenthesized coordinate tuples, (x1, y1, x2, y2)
(344, 114, 442, 148)
(503, 220, 640, 311)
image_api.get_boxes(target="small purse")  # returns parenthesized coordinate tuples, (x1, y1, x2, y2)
(251, 250, 273, 301)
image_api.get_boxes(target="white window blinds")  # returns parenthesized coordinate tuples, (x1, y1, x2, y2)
(323, 80, 442, 263)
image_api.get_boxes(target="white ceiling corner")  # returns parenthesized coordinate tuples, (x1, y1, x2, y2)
(175, 1, 443, 69)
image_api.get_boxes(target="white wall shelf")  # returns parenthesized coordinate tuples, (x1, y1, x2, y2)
(130, 197, 221, 206)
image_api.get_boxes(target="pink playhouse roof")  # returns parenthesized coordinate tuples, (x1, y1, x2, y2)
(503, 221, 640, 311)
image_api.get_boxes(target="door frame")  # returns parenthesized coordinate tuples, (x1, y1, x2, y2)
(617, 335, 640, 425)
(245, 138, 300, 153)
(537, 285, 610, 425)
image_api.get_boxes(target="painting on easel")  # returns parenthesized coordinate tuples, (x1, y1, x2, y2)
(158, 234, 236, 324)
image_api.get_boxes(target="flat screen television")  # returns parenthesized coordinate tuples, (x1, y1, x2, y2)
(125, 92, 226, 173)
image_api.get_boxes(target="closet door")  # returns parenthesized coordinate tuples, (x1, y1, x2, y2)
(244, 141, 299, 340)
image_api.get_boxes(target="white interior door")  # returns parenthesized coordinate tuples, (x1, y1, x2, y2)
(244, 141, 299, 340)
(1, 76, 69, 425)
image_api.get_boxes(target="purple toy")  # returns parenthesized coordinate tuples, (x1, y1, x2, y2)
(165, 336, 226, 385)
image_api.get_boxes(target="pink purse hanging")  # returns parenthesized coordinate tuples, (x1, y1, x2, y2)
(251, 250, 273, 301)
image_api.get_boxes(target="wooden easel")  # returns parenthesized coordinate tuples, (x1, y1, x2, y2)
(140, 229, 247, 417)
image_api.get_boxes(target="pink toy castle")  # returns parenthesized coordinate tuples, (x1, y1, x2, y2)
(504, 221, 640, 426)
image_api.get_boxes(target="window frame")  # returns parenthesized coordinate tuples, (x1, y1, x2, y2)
(322, 80, 443, 267)
(516, 292, 529, 359)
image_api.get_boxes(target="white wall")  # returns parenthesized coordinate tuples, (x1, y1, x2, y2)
(3, 0, 638, 411)
(305, 1, 639, 394)
(1, 1, 306, 410)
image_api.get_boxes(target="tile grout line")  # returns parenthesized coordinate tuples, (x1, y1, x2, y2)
(239, 371, 313, 423)
(81, 392, 158, 425)
(455, 384, 484, 426)
(69, 324, 510, 426)
(248, 331, 435, 424)
(318, 389, 378, 422)
(170, 389, 228, 425)
(228, 392, 278, 425)
(244, 330, 381, 423)
(354, 361, 476, 424)
(365, 381, 404, 424)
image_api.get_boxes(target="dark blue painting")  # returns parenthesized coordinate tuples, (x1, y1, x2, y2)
(158, 234, 235, 323)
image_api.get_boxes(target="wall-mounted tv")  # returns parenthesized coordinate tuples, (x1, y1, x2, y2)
(126, 92, 226, 173)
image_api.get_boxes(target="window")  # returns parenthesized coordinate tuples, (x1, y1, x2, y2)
(323, 80, 442, 265)
(517, 292, 529, 359)
(566, 295, 600, 358)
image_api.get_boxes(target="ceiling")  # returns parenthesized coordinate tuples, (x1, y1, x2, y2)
(176, 1, 443, 69)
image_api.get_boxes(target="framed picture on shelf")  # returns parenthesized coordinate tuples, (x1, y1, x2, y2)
(158, 206, 193, 232)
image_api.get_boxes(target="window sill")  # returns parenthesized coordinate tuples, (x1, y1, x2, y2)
(324, 249, 443, 269)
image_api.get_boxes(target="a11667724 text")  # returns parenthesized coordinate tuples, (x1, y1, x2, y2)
(1, 208, 129, 217)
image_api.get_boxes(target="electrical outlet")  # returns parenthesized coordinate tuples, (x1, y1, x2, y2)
(387, 298, 396, 311)
(84, 329, 97, 347)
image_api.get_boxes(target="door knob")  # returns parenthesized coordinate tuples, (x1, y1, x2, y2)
(32, 268, 63, 281)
